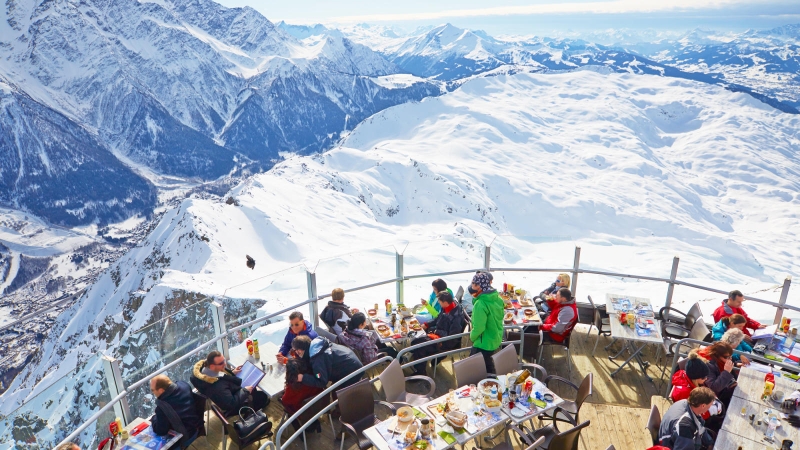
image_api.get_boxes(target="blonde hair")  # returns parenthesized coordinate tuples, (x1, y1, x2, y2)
(331, 288, 345, 301)
(558, 273, 571, 289)
(721, 328, 745, 349)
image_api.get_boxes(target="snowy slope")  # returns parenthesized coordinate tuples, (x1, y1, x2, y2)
(4, 70, 800, 447)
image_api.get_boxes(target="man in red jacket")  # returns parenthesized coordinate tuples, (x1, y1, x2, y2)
(712, 290, 765, 343)
(540, 287, 577, 343)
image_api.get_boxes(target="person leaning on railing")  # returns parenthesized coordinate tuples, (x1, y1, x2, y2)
(468, 272, 504, 374)
(291, 335, 363, 389)
(190, 350, 271, 417)
(712, 290, 765, 345)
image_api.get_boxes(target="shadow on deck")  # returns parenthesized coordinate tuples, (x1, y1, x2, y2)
(190, 324, 673, 450)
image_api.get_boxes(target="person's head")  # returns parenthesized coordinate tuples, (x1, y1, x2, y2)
(204, 350, 226, 370)
(437, 290, 455, 308)
(722, 313, 747, 330)
(289, 311, 306, 334)
(556, 273, 571, 289)
(556, 287, 573, 303)
(727, 290, 744, 307)
(471, 272, 492, 294)
(149, 374, 172, 398)
(285, 357, 308, 386)
(292, 335, 312, 358)
(721, 327, 745, 349)
(687, 387, 717, 415)
(432, 279, 447, 295)
(331, 288, 345, 303)
(54, 443, 80, 450)
(348, 312, 368, 331)
(684, 350, 710, 387)
(704, 341, 734, 362)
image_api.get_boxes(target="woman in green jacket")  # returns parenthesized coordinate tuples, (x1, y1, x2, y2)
(468, 272, 504, 374)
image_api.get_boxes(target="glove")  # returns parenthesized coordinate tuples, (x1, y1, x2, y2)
(427, 334, 440, 340)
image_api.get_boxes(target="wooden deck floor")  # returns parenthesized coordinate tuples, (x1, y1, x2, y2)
(189, 324, 674, 450)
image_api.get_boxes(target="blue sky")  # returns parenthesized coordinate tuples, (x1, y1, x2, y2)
(216, 0, 800, 35)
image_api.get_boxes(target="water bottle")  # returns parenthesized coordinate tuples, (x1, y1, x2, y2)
(765, 415, 779, 440)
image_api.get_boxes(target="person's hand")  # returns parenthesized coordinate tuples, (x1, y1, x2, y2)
(723, 358, 734, 372)
(427, 334, 440, 340)
(276, 353, 285, 363)
(421, 299, 427, 305)
(244, 386, 254, 393)
(297, 374, 303, 382)
(759, 324, 767, 329)
(422, 323, 428, 330)
(233, 365, 243, 375)
(740, 355, 751, 365)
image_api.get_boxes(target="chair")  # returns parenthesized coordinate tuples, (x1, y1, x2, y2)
(688, 318, 709, 342)
(658, 302, 702, 341)
(453, 353, 488, 387)
(605, 446, 616, 450)
(209, 402, 272, 450)
(316, 327, 338, 342)
(275, 393, 336, 450)
(645, 404, 661, 445)
(541, 373, 592, 426)
(489, 434, 545, 450)
(588, 296, 613, 356)
(491, 342, 548, 381)
(507, 329, 544, 364)
(337, 379, 397, 450)
(379, 359, 436, 407)
(455, 285, 464, 301)
(529, 420, 591, 450)
(539, 333, 572, 379)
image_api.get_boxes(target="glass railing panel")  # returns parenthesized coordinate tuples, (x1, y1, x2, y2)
(578, 242, 675, 280)
(0, 353, 109, 449)
(402, 238, 484, 276)
(670, 284, 779, 326)
(488, 235, 576, 270)
(313, 246, 398, 295)
(575, 273, 670, 311)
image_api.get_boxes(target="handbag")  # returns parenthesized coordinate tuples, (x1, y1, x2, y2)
(233, 406, 273, 444)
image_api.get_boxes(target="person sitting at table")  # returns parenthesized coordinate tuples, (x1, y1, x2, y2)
(320, 287, 352, 335)
(711, 314, 753, 363)
(658, 387, 716, 450)
(469, 271, 504, 374)
(712, 290, 765, 343)
(282, 357, 326, 436)
(411, 291, 467, 375)
(338, 312, 397, 363)
(149, 374, 203, 446)
(718, 327, 752, 366)
(540, 287, 578, 344)
(421, 278, 454, 319)
(291, 335, 364, 389)
(534, 273, 571, 313)
(190, 350, 271, 417)
(669, 350, 725, 433)
(276, 311, 318, 364)
(697, 342, 737, 407)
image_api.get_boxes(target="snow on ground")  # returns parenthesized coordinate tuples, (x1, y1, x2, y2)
(0, 207, 95, 257)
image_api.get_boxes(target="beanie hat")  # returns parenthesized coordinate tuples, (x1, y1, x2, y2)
(685, 352, 710, 380)
(471, 272, 493, 292)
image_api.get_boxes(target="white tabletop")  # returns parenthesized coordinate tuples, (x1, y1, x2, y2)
(604, 295, 663, 344)
(119, 417, 182, 450)
(228, 336, 286, 397)
(605, 293, 652, 313)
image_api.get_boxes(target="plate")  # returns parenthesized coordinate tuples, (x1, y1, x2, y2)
(368, 309, 378, 317)
(509, 406, 529, 418)
(397, 406, 415, 422)
(478, 379, 500, 396)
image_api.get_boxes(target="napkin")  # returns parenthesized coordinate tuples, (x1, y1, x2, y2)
(437, 431, 456, 444)
(412, 408, 427, 419)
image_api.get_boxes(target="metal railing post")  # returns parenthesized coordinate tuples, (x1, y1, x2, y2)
(102, 355, 132, 425)
(774, 276, 793, 325)
(571, 246, 581, 297)
(396, 252, 405, 305)
(484, 245, 491, 271)
(210, 301, 229, 359)
(307, 271, 319, 329)
(665, 256, 680, 310)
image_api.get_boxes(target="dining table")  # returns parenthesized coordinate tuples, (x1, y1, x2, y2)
(228, 338, 286, 397)
(605, 294, 663, 381)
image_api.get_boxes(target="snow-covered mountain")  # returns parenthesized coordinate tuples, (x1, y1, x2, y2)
(4, 70, 800, 447)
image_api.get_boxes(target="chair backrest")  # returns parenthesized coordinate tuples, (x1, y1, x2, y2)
(508, 329, 543, 360)
(605, 445, 616, 450)
(316, 327, 338, 342)
(455, 286, 465, 301)
(525, 436, 546, 450)
(576, 303, 594, 325)
(685, 303, 703, 328)
(336, 379, 375, 426)
(191, 391, 208, 437)
(453, 353, 488, 386)
(492, 343, 519, 375)
(677, 357, 687, 372)
(688, 318, 709, 342)
(645, 404, 661, 445)
(378, 359, 407, 403)
(574, 373, 593, 416)
(549, 420, 590, 450)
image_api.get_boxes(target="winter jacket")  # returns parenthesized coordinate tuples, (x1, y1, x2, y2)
(670, 371, 711, 420)
(151, 381, 202, 437)
(428, 303, 466, 351)
(320, 301, 352, 335)
(279, 320, 318, 357)
(712, 300, 761, 337)
(338, 327, 380, 364)
(469, 289, 505, 351)
(697, 351, 735, 396)
(302, 337, 364, 389)
(710, 320, 754, 362)
(190, 360, 249, 417)
(540, 298, 578, 343)
(659, 400, 711, 450)
(282, 382, 325, 417)
(424, 288, 454, 318)
(539, 282, 557, 298)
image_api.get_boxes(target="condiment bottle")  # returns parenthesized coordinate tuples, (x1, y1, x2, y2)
(253, 338, 260, 359)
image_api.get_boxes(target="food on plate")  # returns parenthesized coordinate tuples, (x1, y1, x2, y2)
(397, 406, 414, 422)
(368, 308, 378, 317)
(520, 297, 533, 307)
(377, 324, 392, 337)
(351, 308, 360, 314)
(504, 312, 514, 324)
(484, 399, 502, 409)
(503, 299, 513, 309)
(445, 410, 468, 428)
(479, 380, 499, 396)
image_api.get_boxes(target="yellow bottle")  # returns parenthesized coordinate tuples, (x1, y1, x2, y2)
(763, 381, 775, 400)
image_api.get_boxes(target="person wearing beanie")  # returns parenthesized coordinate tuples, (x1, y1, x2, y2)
(468, 271, 504, 374)
(671, 351, 719, 420)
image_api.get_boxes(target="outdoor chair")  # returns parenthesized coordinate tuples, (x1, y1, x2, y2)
(507, 328, 544, 364)
(491, 342, 548, 381)
(606, 445, 617, 450)
(538, 333, 572, 379)
(316, 326, 338, 342)
(379, 359, 436, 407)
(588, 295, 613, 356)
(275, 393, 336, 450)
(455, 285, 464, 301)
(528, 419, 591, 450)
(658, 302, 702, 341)
(541, 373, 592, 426)
(489, 432, 544, 450)
(336, 379, 397, 450)
(209, 401, 272, 450)
(645, 404, 661, 445)
(453, 352, 489, 387)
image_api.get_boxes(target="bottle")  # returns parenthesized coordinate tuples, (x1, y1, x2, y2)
(246, 339, 254, 356)
(253, 338, 260, 359)
(766, 415, 779, 440)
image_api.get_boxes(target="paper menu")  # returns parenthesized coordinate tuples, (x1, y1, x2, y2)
(752, 324, 778, 340)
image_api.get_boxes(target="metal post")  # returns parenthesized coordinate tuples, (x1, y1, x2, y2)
(307, 271, 319, 329)
(210, 301, 229, 359)
(102, 355, 132, 425)
(484, 245, 491, 272)
(571, 246, 581, 297)
(396, 252, 405, 306)
(773, 276, 793, 325)
(665, 256, 680, 311)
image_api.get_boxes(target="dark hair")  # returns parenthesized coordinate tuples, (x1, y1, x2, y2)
(703, 341, 733, 360)
(348, 312, 367, 331)
(289, 311, 304, 321)
(437, 290, 454, 305)
(205, 350, 223, 367)
(432, 279, 447, 292)
(292, 335, 312, 353)
(688, 387, 716, 407)
(721, 313, 746, 327)
(557, 287, 572, 301)
(286, 358, 309, 388)
(728, 290, 743, 301)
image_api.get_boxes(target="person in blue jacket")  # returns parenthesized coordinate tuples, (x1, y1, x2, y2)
(711, 313, 752, 364)
(276, 311, 318, 364)
(421, 279, 453, 319)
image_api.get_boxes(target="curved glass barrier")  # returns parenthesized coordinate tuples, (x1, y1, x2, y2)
(488, 235, 575, 270)
(402, 238, 485, 276)
(312, 246, 398, 295)
(576, 273, 670, 311)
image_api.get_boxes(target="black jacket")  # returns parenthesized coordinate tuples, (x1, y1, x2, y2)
(428, 304, 466, 351)
(190, 360, 249, 417)
(301, 337, 363, 389)
(704, 359, 735, 396)
(320, 301, 352, 334)
(151, 381, 202, 437)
